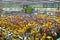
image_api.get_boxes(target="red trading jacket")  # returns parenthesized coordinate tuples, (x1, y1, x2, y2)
(17, 17, 23, 22)
(44, 30, 49, 34)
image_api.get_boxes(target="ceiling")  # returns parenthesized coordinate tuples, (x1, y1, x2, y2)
(1, 0, 60, 2)
(0, 0, 60, 6)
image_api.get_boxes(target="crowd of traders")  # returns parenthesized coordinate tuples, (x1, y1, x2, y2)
(0, 13, 60, 40)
